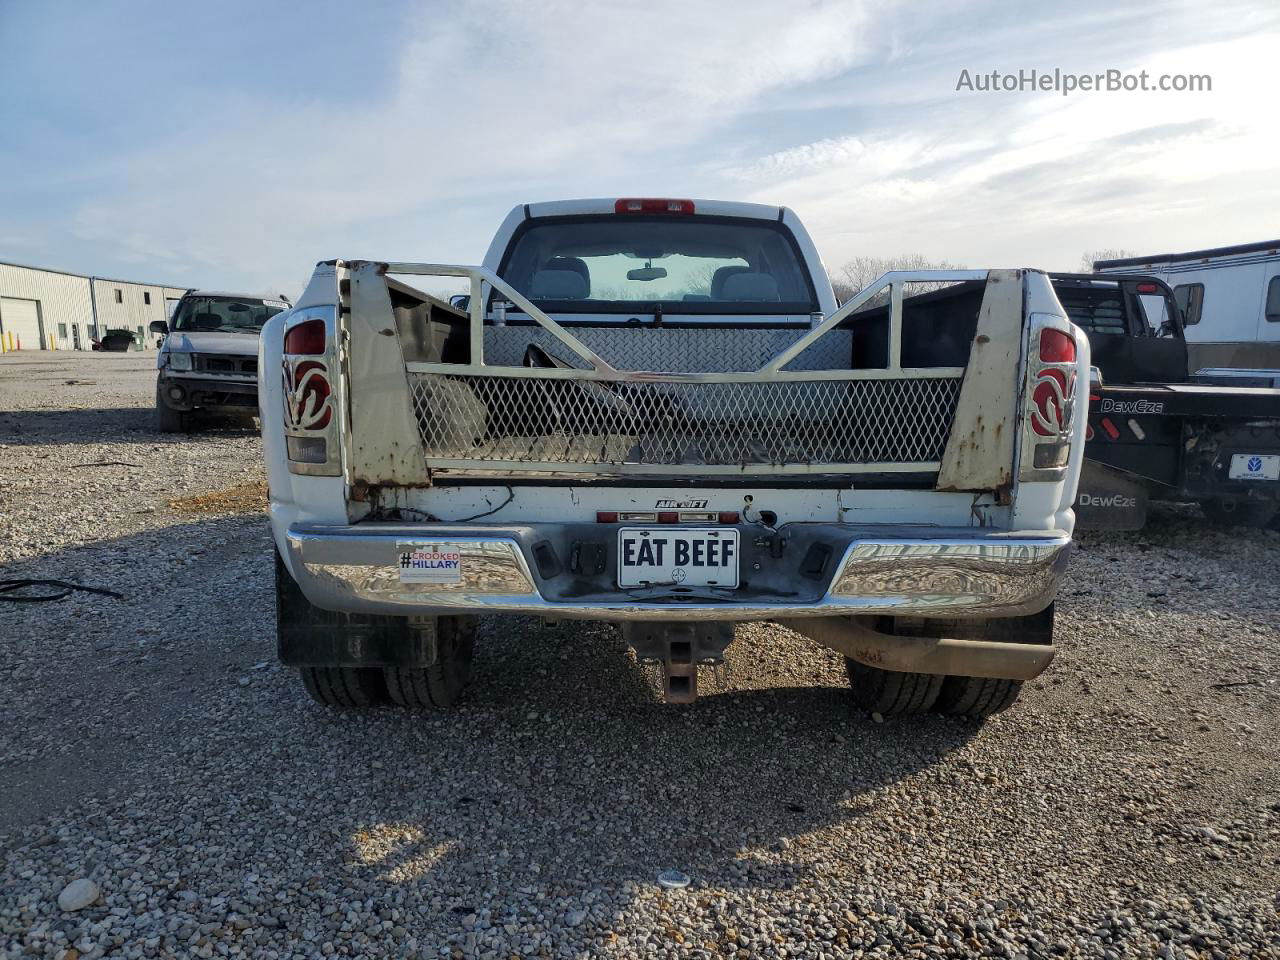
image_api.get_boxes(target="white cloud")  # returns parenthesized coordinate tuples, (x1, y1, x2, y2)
(6, 0, 1279, 292)
(51, 0, 893, 293)
(732, 27, 1280, 274)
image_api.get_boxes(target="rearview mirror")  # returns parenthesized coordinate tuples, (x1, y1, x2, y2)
(627, 266, 668, 282)
(149, 320, 168, 335)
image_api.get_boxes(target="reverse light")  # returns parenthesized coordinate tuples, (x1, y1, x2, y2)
(287, 435, 327, 463)
(284, 318, 326, 355)
(614, 198, 695, 215)
(1033, 442, 1070, 469)
(1039, 328, 1076, 364)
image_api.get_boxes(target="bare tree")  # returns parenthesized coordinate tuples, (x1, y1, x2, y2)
(1079, 248, 1136, 273)
(829, 254, 965, 306)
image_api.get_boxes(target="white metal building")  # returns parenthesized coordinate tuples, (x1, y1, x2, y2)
(0, 260, 188, 352)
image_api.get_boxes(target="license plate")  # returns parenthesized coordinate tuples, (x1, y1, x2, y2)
(1228, 454, 1280, 481)
(617, 528, 739, 588)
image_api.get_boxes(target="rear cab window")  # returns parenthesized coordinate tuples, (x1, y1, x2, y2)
(1054, 287, 1128, 336)
(495, 215, 818, 322)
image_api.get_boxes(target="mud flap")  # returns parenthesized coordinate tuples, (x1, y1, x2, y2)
(1074, 460, 1149, 530)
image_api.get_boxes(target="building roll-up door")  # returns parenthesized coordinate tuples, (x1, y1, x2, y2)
(0, 297, 44, 350)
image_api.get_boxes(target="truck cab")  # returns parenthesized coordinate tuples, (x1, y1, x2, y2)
(261, 198, 1090, 720)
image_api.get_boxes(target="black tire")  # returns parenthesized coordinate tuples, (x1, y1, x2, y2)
(843, 659, 942, 715)
(299, 666, 388, 708)
(934, 676, 1022, 718)
(1201, 497, 1278, 529)
(384, 616, 476, 709)
(925, 608, 1054, 719)
(155, 385, 186, 433)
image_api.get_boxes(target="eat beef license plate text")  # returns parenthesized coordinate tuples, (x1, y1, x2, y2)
(617, 528, 739, 588)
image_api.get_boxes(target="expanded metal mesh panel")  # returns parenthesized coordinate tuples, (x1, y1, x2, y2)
(410, 373, 962, 470)
(483, 326, 852, 372)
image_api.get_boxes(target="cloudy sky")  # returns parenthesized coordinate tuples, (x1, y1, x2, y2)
(1, 0, 1276, 296)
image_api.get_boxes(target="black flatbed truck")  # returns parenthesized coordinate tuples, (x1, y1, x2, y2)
(1051, 273, 1280, 529)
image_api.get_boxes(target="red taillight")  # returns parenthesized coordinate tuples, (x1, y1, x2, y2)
(1039, 328, 1076, 364)
(284, 359, 332, 430)
(596, 511, 618, 523)
(284, 318, 326, 355)
(614, 198, 695, 215)
(1135, 281, 1159, 294)
(657, 511, 679, 524)
(718, 511, 740, 524)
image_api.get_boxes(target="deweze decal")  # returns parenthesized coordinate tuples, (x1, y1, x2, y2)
(1078, 493, 1138, 508)
(1099, 398, 1165, 415)
(655, 498, 709, 509)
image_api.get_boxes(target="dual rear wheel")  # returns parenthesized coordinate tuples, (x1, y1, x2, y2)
(843, 609, 1053, 720)
(277, 548, 476, 711)
(297, 617, 476, 710)
(843, 661, 1022, 719)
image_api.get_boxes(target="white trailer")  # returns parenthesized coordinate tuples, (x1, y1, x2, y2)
(1095, 241, 1280, 379)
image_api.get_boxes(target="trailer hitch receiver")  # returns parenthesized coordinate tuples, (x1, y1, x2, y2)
(620, 621, 734, 703)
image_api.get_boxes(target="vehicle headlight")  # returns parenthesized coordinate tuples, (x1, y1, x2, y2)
(166, 351, 193, 372)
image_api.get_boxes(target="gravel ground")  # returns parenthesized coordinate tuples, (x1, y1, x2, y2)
(1, 353, 1277, 959)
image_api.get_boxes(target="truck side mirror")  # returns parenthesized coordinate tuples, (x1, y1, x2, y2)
(149, 320, 169, 335)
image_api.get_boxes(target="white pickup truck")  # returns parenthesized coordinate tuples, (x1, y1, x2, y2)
(261, 198, 1089, 720)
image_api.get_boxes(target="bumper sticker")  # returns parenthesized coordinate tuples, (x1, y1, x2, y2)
(399, 546, 463, 583)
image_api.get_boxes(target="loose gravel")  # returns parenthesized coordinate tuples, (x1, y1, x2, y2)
(2, 353, 1278, 959)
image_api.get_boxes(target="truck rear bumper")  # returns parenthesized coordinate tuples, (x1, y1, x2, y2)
(282, 523, 1072, 622)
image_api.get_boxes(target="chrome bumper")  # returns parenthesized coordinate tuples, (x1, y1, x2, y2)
(283, 524, 1072, 622)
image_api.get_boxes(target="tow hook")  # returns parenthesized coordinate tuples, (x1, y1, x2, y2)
(620, 621, 734, 703)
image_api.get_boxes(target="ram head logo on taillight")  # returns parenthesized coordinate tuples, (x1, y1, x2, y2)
(1030, 367, 1075, 438)
(282, 357, 332, 431)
